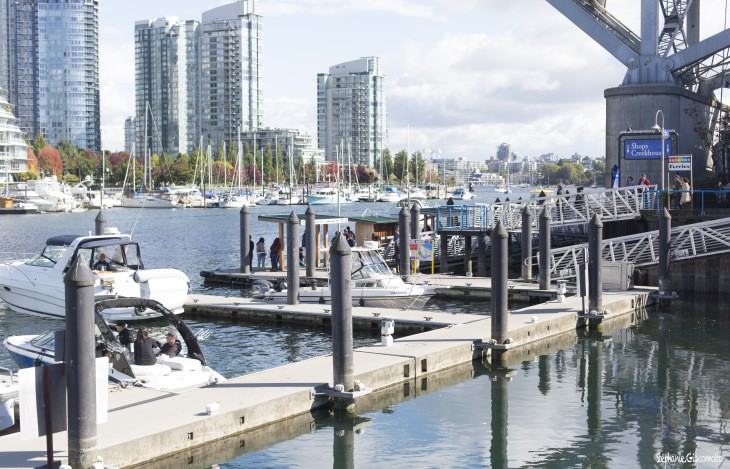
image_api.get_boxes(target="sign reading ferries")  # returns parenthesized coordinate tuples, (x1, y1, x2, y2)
(668, 155, 691, 171)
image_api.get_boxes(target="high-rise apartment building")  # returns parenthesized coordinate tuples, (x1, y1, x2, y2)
(497, 143, 511, 162)
(0, 0, 100, 151)
(134, 17, 199, 156)
(317, 57, 386, 167)
(200, 0, 262, 147)
(124, 116, 135, 155)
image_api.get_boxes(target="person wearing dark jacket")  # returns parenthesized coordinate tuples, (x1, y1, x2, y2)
(115, 321, 131, 345)
(158, 332, 181, 358)
(133, 327, 160, 366)
(269, 237, 282, 271)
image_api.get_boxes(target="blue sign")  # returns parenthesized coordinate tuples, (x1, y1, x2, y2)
(624, 139, 672, 160)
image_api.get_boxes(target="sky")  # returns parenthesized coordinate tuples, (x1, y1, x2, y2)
(98, 0, 730, 161)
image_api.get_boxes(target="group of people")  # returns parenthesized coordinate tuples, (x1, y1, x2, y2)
(673, 174, 692, 209)
(114, 321, 181, 366)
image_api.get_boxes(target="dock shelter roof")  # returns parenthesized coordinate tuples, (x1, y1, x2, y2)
(257, 213, 348, 226)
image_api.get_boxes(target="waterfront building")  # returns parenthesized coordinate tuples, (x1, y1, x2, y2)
(200, 0, 262, 148)
(0, 86, 29, 182)
(134, 17, 200, 156)
(240, 128, 320, 168)
(0, 0, 100, 151)
(317, 57, 386, 168)
(124, 116, 135, 155)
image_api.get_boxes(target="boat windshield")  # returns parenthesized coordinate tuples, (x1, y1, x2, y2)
(25, 245, 67, 267)
(30, 330, 56, 349)
(76, 242, 143, 271)
(351, 250, 391, 279)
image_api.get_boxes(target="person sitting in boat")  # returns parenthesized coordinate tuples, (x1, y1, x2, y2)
(115, 321, 132, 357)
(158, 332, 181, 358)
(93, 253, 114, 272)
(134, 327, 160, 366)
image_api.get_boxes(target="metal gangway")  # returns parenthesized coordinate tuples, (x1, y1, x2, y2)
(542, 216, 730, 280)
(432, 185, 657, 233)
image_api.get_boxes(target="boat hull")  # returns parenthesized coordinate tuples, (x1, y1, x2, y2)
(0, 266, 189, 321)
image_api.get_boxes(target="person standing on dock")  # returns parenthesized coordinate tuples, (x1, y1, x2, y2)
(270, 237, 282, 271)
(249, 235, 254, 271)
(256, 237, 266, 269)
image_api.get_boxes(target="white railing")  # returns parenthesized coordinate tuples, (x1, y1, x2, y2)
(539, 216, 730, 279)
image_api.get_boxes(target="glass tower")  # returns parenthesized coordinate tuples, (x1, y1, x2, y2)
(200, 0, 262, 148)
(134, 17, 199, 157)
(1, 0, 100, 152)
(317, 57, 387, 167)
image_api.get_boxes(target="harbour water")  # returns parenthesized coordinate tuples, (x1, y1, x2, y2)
(0, 197, 728, 468)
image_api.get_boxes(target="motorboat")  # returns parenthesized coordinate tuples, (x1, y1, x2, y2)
(3, 298, 224, 392)
(378, 186, 404, 203)
(306, 186, 354, 205)
(252, 243, 438, 309)
(354, 185, 379, 202)
(0, 228, 190, 321)
(0, 367, 18, 432)
(451, 187, 474, 200)
(219, 192, 256, 208)
(120, 192, 180, 209)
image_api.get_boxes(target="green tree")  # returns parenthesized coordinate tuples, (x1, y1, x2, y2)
(75, 149, 101, 182)
(393, 150, 408, 183)
(263, 145, 274, 184)
(410, 150, 426, 184)
(382, 149, 394, 182)
(171, 153, 194, 184)
(32, 135, 47, 157)
(57, 140, 79, 179)
(306, 157, 318, 184)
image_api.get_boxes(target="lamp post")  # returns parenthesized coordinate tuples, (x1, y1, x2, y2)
(652, 110, 666, 204)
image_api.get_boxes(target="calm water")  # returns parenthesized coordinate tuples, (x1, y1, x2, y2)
(0, 198, 728, 468)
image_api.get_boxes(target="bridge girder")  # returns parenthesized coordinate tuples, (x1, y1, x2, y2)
(546, 0, 730, 100)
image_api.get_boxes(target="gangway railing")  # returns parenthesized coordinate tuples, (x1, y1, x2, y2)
(538, 216, 730, 280)
(431, 185, 655, 232)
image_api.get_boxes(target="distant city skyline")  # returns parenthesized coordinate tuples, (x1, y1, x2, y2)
(98, 1, 730, 161)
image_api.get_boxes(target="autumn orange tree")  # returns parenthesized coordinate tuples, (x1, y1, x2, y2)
(37, 146, 63, 177)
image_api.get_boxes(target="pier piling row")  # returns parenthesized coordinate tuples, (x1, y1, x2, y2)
(0, 286, 653, 468)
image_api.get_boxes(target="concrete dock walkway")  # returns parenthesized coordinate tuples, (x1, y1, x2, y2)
(0, 288, 654, 468)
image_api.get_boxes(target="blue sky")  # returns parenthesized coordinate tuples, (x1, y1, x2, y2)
(99, 1, 728, 161)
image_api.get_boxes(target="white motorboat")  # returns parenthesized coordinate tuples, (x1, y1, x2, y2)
(451, 187, 474, 200)
(354, 185, 379, 202)
(378, 186, 404, 203)
(0, 367, 18, 432)
(219, 193, 256, 208)
(3, 298, 224, 392)
(306, 186, 354, 205)
(252, 244, 437, 309)
(0, 229, 190, 321)
(120, 192, 180, 209)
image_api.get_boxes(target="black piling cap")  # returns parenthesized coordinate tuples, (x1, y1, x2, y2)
(64, 254, 95, 286)
(590, 213, 603, 228)
(329, 232, 351, 256)
(305, 205, 315, 215)
(661, 207, 672, 220)
(240, 204, 250, 215)
(288, 211, 300, 224)
(540, 206, 551, 219)
(492, 221, 508, 239)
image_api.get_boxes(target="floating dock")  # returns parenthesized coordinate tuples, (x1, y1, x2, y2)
(0, 286, 654, 468)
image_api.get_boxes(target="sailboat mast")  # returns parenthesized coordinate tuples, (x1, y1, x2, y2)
(253, 132, 257, 194)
